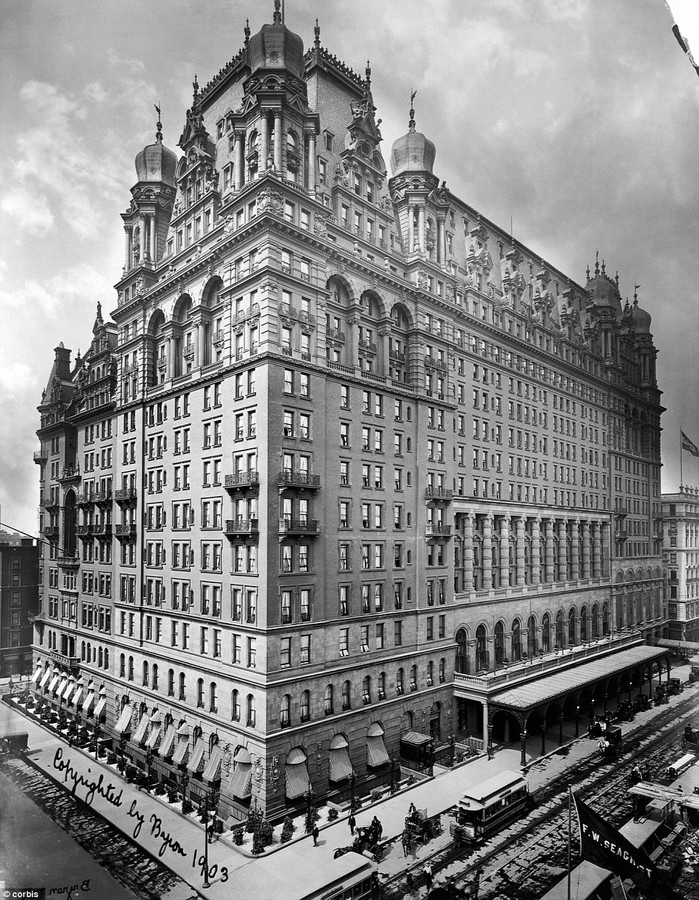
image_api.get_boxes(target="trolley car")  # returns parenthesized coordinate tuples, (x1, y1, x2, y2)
(454, 770, 532, 843)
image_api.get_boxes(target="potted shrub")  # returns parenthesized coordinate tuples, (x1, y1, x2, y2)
(182, 798, 194, 815)
(280, 816, 295, 843)
(167, 787, 179, 804)
(328, 807, 339, 821)
(233, 828, 244, 845)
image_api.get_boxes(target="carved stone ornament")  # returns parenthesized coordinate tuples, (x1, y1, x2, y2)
(257, 186, 283, 215)
(416, 268, 429, 290)
(223, 215, 235, 234)
(313, 214, 328, 238)
(134, 276, 146, 297)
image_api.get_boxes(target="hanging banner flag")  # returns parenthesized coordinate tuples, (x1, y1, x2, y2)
(574, 794, 657, 891)
(681, 430, 699, 457)
(672, 23, 699, 77)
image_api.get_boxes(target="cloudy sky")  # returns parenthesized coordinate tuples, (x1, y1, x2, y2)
(1, 0, 698, 535)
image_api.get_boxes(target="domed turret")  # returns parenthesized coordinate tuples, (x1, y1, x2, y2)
(390, 91, 436, 176)
(585, 256, 622, 316)
(631, 298, 652, 334)
(248, 0, 305, 80)
(135, 114, 177, 186)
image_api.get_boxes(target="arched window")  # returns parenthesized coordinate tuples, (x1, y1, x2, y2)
(168, 669, 175, 696)
(602, 601, 610, 636)
(410, 664, 418, 691)
(324, 684, 333, 715)
(542, 613, 551, 653)
(554, 610, 564, 648)
(143, 661, 149, 687)
(362, 675, 372, 704)
(511, 619, 522, 661)
(209, 681, 218, 713)
(568, 608, 576, 646)
(580, 605, 588, 643)
(439, 657, 446, 683)
(300, 690, 310, 721)
(104, 648, 109, 670)
(396, 667, 404, 694)
(281, 694, 291, 727)
(119, 653, 126, 678)
(178, 672, 186, 700)
(591, 603, 600, 638)
(427, 661, 434, 685)
(232, 689, 241, 722)
(342, 680, 351, 710)
(378, 672, 386, 699)
(246, 694, 256, 727)
(476, 624, 488, 671)
(197, 678, 204, 708)
(495, 621, 505, 665)
(152, 664, 159, 691)
(127, 656, 134, 681)
(456, 628, 469, 674)
(527, 614, 537, 656)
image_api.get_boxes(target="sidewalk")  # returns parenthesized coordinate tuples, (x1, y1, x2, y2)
(2, 663, 694, 900)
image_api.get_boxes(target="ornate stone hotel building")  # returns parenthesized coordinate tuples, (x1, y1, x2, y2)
(33, 4, 666, 821)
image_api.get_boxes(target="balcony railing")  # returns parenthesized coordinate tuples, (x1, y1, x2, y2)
(43, 525, 58, 537)
(50, 651, 80, 668)
(224, 518, 259, 536)
(33, 449, 47, 463)
(93, 489, 112, 504)
(425, 486, 453, 500)
(224, 471, 260, 490)
(279, 518, 320, 535)
(277, 471, 321, 489)
(57, 555, 80, 568)
(115, 487, 138, 503)
(41, 497, 60, 509)
(76, 524, 94, 536)
(115, 523, 137, 538)
(92, 523, 112, 536)
(58, 466, 81, 483)
(425, 523, 452, 537)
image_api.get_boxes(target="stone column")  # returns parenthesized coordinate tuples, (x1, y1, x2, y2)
(166, 337, 173, 380)
(124, 226, 132, 271)
(274, 111, 283, 174)
(234, 132, 244, 190)
(463, 513, 474, 592)
(408, 206, 415, 254)
(149, 215, 156, 262)
(558, 519, 567, 581)
(592, 523, 602, 579)
(260, 113, 269, 173)
(516, 516, 526, 586)
(418, 206, 426, 253)
(570, 519, 580, 580)
(138, 215, 146, 261)
(482, 701, 489, 751)
(531, 517, 541, 584)
(545, 518, 555, 582)
(437, 217, 445, 264)
(581, 520, 591, 578)
(482, 514, 493, 591)
(520, 729, 528, 767)
(601, 522, 611, 578)
(193, 323, 200, 369)
(500, 517, 510, 587)
(307, 131, 316, 195)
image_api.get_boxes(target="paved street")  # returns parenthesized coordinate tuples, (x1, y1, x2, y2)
(0, 663, 693, 900)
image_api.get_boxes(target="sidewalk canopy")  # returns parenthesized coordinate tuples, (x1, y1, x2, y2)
(285, 748, 309, 800)
(366, 723, 390, 768)
(115, 703, 133, 734)
(187, 737, 206, 774)
(159, 724, 177, 758)
(492, 644, 668, 713)
(229, 748, 252, 799)
(328, 734, 353, 782)
(202, 744, 223, 783)
(657, 638, 699, 654)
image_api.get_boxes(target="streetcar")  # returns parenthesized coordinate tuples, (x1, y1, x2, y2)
(454, 770, 532, 843)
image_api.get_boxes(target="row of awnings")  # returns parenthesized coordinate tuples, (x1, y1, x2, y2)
(32, 666, 105, 716)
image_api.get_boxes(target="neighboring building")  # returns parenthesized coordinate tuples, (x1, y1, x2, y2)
(0, 530, 39, 677)
(32, 5, 666, 821)
(662, 487, 699, 644)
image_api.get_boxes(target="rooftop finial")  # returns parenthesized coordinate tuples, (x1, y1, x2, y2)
(244, 18, 250, 45)
(634, 282, 641, 304)
(594, 250, 600, 277)
(601, 258, 606, 276)
(409, 88, 417, 133)
(314, 18, 320, 49)
(366, 60, 371, 92)
(192, 75, 199, 106)
(586, 264, 590, 280)
(154, 101, 163, 143)
(273, 0, 282, 25)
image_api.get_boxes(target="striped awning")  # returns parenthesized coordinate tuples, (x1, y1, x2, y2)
(82, 691, 95, 713)
(32, 666, 44, 684)
(93, 697, 107, 718)
(62, 681, 76, 703)
(285, 751, 309, 800)
(187, 737, 206, 774)
(145, 721, 162, 749)
(202, 744, 223, 783)
(230, 758, 252, 799)
(114, 704, 133, 734)
(70, 685, 83, 707)
(48, 674, 60, 693)
(40, 669, 52, 688)
(55, 677, 69, 700)
(367, 724, 390, 768)
(132, 714, 150, 744)
(329, 735, 353, 783)
(172, 737, 189, 766)
(159, 724, 177, 758)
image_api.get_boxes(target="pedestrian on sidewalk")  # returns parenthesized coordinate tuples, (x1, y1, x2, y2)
(423, 863, 433, 891)
(312, 825, 319, 846)
(406, 871, 415, 895)
(348, 812, 356, 834)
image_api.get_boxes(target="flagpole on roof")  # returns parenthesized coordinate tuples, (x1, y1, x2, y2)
(680, 425, 684, 488)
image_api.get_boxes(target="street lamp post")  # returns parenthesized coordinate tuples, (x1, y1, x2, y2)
(349, 770, 357, 812)
(181, 770, 189, 807)
(91, 722, 100, 756)
(145, 750, 154, 788)
(201, 793, 211, 889)
(118, 736, 126, 773)
(389, 757, 397, 794)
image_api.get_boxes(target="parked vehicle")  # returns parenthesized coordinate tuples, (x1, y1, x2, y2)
(667, 678, 684, 696)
